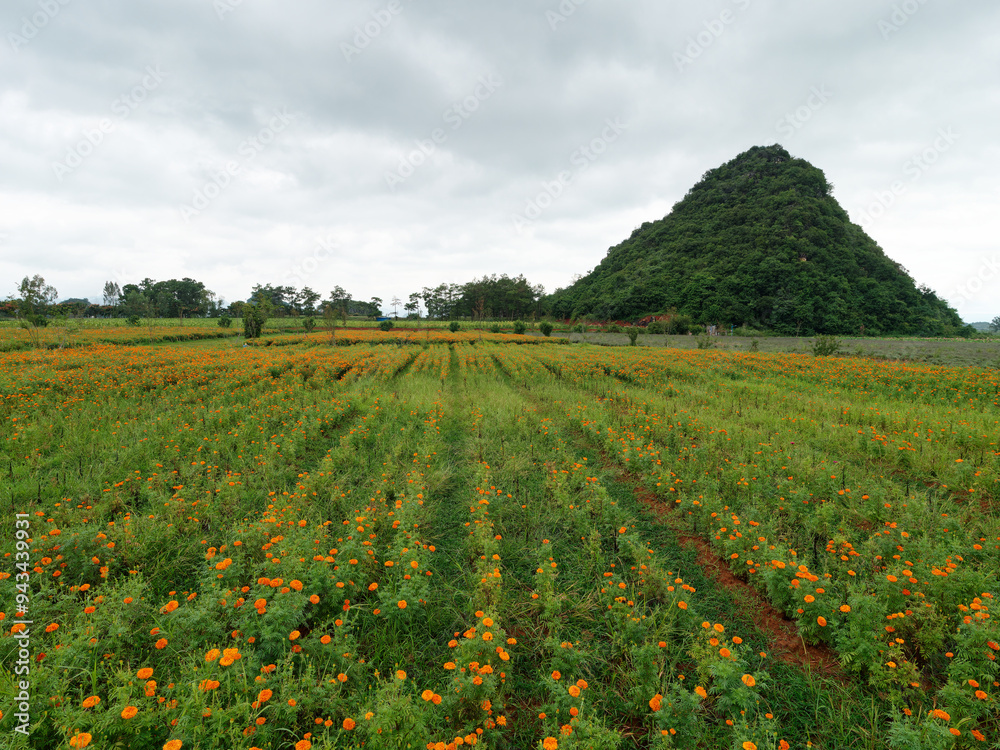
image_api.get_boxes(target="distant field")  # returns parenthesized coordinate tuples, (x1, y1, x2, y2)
(568, 332, 1000, 369)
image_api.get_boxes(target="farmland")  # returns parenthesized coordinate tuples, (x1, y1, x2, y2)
(1, 335, 998, 749)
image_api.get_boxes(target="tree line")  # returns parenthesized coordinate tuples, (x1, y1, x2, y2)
(3, 273, 546, 324)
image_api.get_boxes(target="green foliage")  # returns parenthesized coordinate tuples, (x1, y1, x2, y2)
(749, 338, 759, 352)
(513, 321, 527, 335)
(379, 320, 394, 332)
(125, 315, 141, 327)
(573, 323, 585, 333)
(627, 328, 639, 346)
(990, 315, 1000, 333)
(606, 324, 622, 334)
(448, 321, 460, 333)
(696, 333, 715, 349)
(546, 145, 965, 336)
(242, 301, 270, 339)
(811, 335, 841, 356)
(489, 324, 502, 333)
(217, 315, 232, 328)
(539, 321, 554, 337)
(303, 317, 316, 333)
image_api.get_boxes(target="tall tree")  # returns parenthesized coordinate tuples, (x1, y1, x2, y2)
(17, 275, 58, 322)
(102, 281, 121, 309)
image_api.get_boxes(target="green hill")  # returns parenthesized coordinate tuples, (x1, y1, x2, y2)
(546, 145, 968, 336)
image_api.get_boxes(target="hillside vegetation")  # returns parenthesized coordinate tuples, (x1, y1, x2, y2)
(547, 145, 968, 336)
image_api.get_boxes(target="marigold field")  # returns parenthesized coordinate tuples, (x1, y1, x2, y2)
(1, 334, 998, 750)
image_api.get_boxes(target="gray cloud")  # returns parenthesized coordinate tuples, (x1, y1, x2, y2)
(1, 0, 998, 320)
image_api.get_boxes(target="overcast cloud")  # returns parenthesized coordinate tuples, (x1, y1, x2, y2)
(1, 0, 998, 320)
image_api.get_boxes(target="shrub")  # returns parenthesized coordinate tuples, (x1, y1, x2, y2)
(749, 338, 759, 352)
(573, 324, 585, 333)
(304, 317, 316, 333)
(606, 324, 622, 334)
(218, 315, 232, 328)
(513, 321, 527, 335)
(126, 315, 141, 327)
(812, 335, 841, 356)
(448, 321, 460, 333)
(379, 320, 394, 332)
(539, 321, 554, 337)
(489, 324, 501, 333)
(696, 333, 715, 349)
(242, 303, 268, 339)
(627, 328, 639, 346)
(646, 321, 665, 334)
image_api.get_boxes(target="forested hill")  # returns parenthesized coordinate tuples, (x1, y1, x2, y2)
(545, 145, 967, 336)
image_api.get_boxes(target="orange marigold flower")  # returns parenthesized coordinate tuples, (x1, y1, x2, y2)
(163, 741, 183, 750)
(309, 594, 319, 604)
(840, 605, 851, 613)
(741, 674, 756, 688)
(422, 689, 434, 701)
(205, 649, 220, 662)
(155, 638, 168, 650)
(817, 616, 827, 627)
(289, 630, 300, 641)
(137, 667, 154, 679)
(649, 694, 662, 712)
(568, 685, 581, 697)
(695, 685, 708, 698)
(543, 738, 558, 750)
(258, 689, 273, 702)
(69, 732, 93, 748)
(45, 623, 59, 633)
(82, 695, 101, 708)
(121, 705, 138, 719)
(743, 743, 758, 750)
(342, 718, 356, 731)
(295, 742, 312, 750)
(719, 648, 731, 658)
(398, 600, 407, 609)
(551, 671, 561, 680)
(678, 601, 687, 610)
(396, 670, 406, 680)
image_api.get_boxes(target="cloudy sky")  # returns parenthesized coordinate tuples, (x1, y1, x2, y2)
(2, 0, 998, 321)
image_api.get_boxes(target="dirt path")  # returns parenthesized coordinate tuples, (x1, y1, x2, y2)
(629, 481, 847, 680)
